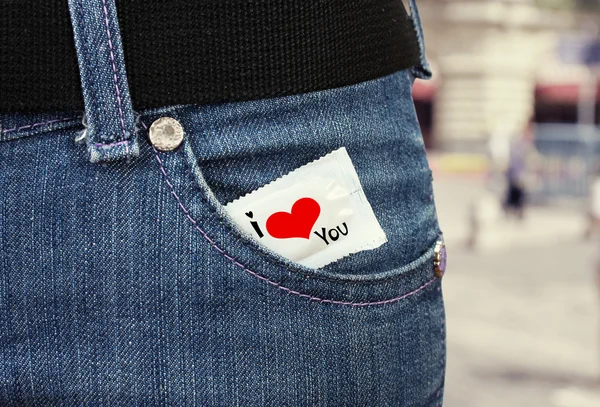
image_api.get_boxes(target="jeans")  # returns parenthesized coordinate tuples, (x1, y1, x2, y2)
(0, 0, 445, 405)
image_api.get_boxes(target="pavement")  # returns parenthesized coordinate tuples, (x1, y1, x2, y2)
(432, 172, 589, 252)
(432, 173, 600, 406)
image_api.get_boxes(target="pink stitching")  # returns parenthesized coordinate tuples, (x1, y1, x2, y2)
(148, 125, 438, 306)
(100, 0, 127, 142)
(1, 116, 78, 134)
(94, 140, 130, 148)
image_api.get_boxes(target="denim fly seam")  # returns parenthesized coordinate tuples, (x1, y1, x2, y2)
(67, 0, 139, 162)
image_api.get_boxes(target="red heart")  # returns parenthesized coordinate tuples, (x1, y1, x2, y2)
(265, 197, 321, 239)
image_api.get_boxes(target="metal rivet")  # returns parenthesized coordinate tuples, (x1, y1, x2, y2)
(149, 117, 184, 151)
(433, 240, 447, 278)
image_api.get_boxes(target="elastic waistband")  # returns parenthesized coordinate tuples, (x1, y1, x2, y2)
(1, 0, 421, 114)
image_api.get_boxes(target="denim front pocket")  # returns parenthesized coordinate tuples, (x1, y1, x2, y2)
(139, 70, 443, 305)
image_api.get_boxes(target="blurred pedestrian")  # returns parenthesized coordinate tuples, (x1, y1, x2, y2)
(585, 174, 600, 239)
(503, 122, 536, 220)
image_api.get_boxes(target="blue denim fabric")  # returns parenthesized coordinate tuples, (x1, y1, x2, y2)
(0, 70, 446, 406)
(0, 0, 446, 405)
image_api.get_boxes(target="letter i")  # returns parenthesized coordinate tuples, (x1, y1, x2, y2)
(245, 211, 264, 238)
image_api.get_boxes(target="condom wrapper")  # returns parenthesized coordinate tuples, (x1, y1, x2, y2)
(225, 147, 387, 268)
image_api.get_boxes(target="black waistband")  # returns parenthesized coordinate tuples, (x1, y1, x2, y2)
(1, 0, 421, 113)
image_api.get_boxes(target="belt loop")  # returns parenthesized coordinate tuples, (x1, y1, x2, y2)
(407, 0, 433, 80)
(67, 0, 139, 163)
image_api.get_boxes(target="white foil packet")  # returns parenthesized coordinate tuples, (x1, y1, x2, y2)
(225, 147, 387, 268)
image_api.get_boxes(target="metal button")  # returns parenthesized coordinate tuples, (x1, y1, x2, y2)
(149, 117, 184, 151)
(433, 240, 447, 278)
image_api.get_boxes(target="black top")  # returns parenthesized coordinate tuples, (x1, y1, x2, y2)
(1, 0, 421, 113)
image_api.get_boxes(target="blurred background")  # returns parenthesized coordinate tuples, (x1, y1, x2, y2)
(412, 0, 600, 405)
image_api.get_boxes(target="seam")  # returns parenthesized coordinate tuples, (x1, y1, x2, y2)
(145, 116, 438, 285)
(189, 149, 436, 284)
(100, 0, 128, 144)
(146, 127, 438, 306)
(436, 284, 445, 407)
(1, 117, 79, 134)
(433, 381, 445, 407)
(94, 140, 130, 148)
(144, 124, 435, 285)
(76, 0, 102, 147)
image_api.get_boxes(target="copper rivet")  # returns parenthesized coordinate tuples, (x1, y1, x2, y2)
(433, 240, 447, 278)
(149, 117, 184, 152)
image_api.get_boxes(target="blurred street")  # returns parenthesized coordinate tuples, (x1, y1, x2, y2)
(433, 172, 600, 407)
(416, 0, 600, 404)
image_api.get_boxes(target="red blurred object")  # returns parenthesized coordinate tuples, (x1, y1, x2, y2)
(412, 79, 437, 101)
(535, 82, 600, 104)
